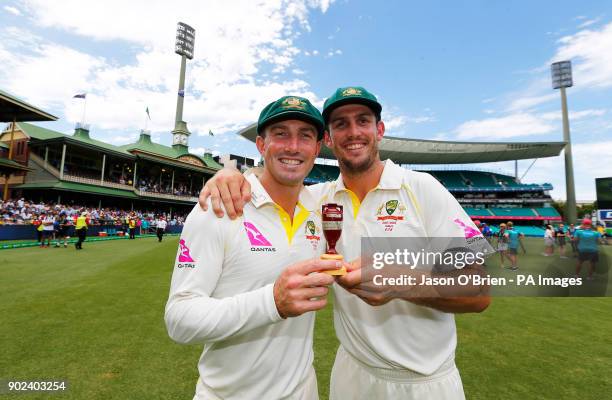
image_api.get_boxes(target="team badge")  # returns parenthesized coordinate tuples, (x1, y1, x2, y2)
(305, 219, 321, 251)
(376, 199, 405, 232)
(342, 87, 362, 97)
(385, 200, 398, 215)
(281, 97, 306, 110)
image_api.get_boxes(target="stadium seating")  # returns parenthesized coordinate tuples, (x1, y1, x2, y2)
(463, 207, 493, 216)
(429, 171, 465, 187)
(462, 171, 497, 187)
(535, 207, 561, 218)
(304, 164, 340, 184)
(490, 207, 537, 217)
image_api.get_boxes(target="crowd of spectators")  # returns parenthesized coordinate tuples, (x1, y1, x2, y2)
(137, 177, 200, 197)
(0, 198, 187, 227)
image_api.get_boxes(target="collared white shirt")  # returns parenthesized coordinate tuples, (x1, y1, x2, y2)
(165, 174, 325, 400)
(308, 160, 490, 375)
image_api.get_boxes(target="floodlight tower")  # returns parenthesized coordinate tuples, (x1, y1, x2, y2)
(172, 22, 196, 152)
(551, 60, 577, 224)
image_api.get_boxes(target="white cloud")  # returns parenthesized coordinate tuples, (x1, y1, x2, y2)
(507, 93, 557, 112)
(577, 17, 601, 29)
(406, 116, 435, 124)
(383, 115, 407, 131)
(0, 0, 335, 144)
(519, 140, 612, 200)
(553, 21, 612, 90)
(4, 6, 21, 16)
(539, 108, 607, 121)
(455, 113, 555, 139)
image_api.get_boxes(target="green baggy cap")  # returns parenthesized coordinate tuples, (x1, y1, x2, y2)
(322, 86, 382, 124)
(257, 96, 325, 139)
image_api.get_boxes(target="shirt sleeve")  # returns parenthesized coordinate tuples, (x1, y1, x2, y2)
(164, 205, 282, 345)
(409, 172, 494, 257)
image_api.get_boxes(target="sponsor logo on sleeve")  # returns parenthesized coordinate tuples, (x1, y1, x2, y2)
(177, 239, 196, 268)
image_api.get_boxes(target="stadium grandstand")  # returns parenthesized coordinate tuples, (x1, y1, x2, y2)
(0, 122, 222, 214)
(239, 123, 566, 236)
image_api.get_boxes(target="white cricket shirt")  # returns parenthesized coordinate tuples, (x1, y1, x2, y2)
(309, 160, 491, 375)
(165, 174, 325, 399)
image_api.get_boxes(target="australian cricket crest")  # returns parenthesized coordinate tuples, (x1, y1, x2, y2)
(281, 96, 306, 110)
(376, 199, 405, 232)
(305, 219, 321, 251)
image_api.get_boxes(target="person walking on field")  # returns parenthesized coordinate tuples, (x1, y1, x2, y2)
(75, 211, 89, 250)
(555, 223, 568, 258)
(156, 216, 167, 242)
(496, 223, 509, 268)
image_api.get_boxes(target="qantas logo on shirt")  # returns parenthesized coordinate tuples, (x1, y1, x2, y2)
(244, 221, 276, 252)
(177, 239, 196, 268)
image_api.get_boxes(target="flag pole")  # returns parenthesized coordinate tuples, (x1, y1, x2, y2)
(82, 96, 87, 125)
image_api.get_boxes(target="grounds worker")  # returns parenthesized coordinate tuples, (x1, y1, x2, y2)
(75, 211, 88, 250)
(199, 87, 493, 400)
(128, 213, 137, 239)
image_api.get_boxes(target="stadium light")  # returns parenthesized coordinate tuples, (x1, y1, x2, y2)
(551, 60, 577, 224)
(172, 22, 196, 149)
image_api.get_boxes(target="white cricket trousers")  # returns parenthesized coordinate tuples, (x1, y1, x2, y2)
(329, 346, 465, 400)
(193, 365, 319, 400)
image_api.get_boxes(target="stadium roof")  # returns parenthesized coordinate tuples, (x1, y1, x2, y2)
(0, 157, 32, 173)
(0, 89, 58, 122)
(119, 132, 223, 169)
(237, 123, 566, 164)
(15, 181, 138, 198)
(11, 122, 222, 170)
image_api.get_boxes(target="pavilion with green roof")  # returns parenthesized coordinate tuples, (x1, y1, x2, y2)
(0, 120, 222, 211)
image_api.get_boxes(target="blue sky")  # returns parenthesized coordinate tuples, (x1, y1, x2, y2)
(1, 0, 611, 200)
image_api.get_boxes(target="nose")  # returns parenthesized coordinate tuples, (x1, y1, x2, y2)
(345, 120, 360, 139)
(284, 136, 300, 153)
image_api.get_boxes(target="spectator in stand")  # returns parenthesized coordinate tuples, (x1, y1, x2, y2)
(555, 223, 568, 258)
(543, 224, 555, 256)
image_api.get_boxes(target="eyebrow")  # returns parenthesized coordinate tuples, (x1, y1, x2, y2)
(330, 112, 374, 124)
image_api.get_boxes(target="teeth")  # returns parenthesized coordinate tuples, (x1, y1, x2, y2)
(280, 159, 301, 165)
(346, 143, 365, 150)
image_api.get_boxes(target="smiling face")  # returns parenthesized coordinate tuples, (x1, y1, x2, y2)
(256, 119, 321, 189)
(324, 103, 385, 175)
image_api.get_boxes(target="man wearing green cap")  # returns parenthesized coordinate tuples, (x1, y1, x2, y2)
(165, 95, 344, 400)
(199, 87, 491, 399)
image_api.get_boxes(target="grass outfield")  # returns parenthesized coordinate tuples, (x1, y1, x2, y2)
(0, 237, 611, 399)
